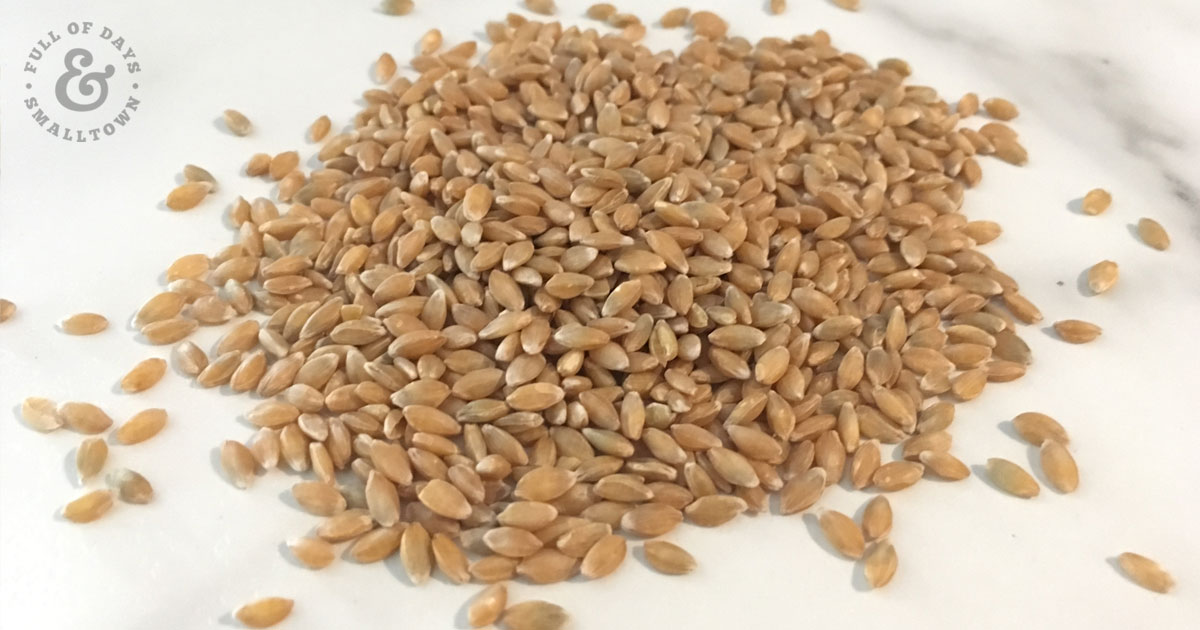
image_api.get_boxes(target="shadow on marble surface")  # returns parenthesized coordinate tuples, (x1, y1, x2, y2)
(1065, 197, 1088, 215)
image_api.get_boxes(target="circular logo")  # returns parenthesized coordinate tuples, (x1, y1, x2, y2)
(21, 21, 143, 142)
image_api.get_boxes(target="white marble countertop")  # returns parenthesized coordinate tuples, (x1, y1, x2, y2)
(1, 1, 1198, 628)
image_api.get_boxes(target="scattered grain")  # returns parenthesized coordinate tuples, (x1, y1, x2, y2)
(819, 509, 866, 559)
(1086, 260, 1119, 294)
(106, 468, 153, 504)
(502, 601, 569, 630)
(986, 458, 1040, 498)
(381, 0, 414, 15)
(20, 397, 61, 432)
(983, 97, 1018, 120)
(1040, 440, 1079, 493)
(1116, 552, 1174, 593)
(223, 109, 252, 136)
(1081, 188, 1111, 215)
(288, 537, 335, 569)
(115, 408, 167, 444)
(120, 358, 167, 393)
(1012, 412, 1069, 446)
(63, 489, 113, 523)
(861, 496, 892, 541)
(643, 540, 696, 575)
(864, 540, 898, 588)
(1053, 319, 1102, 344)
(75, 437, 108, 482)
(60, 312, 108, 335)
(1137, 218, 1170, 250)
(58, 402, 113, 434)
(233, 597, 293, 628)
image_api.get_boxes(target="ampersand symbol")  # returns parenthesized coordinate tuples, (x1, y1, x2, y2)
(55, 48, 115, 112)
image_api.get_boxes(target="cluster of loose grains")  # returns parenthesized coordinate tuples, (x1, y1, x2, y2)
(155, 9, 1066, 602)
(148, 9, 1185, 613)
(1049, 186, 1173, 345)
(12, 5, 1178, 628)
(20, 353, 168, 521)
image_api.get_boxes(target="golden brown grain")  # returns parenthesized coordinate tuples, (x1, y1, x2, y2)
(684, 495, 748, 527)
(432, 533, 471, 583)
(864, 540, 898, 588)
(293, 481, 347, 516)
(183, 164, 216, 191)
(115, 408, 167, 444)
(983, 97, 1018, 120)
(223, 109, 252, 136)
(63, 489, 113, 523)
(136, 292, 186, 326)
(621, 502, 683, 537)
(850, 440, 881, 490)
(661, 7, 689, 26)
(288, 537, 336, 569)
(308, 115, 331, 142)
(517, 549, 577, 584)
(819, 510, 866, 559)
(0, 298, 14, 322)
(60, 312, 108, 335)
(918, 451, 971, 480)
(958, 92, 979, 116)
(469, 556, 518, 583)
(381, 0, 414, 15)
(690, 10, 727, 38)
(1116, 552, 1174, 593)
(349, 527, 403, 564)
(861, 496, 892, 541)
(872, 461, 924, 492)
(142, 317, 198, 344)
(316, 509, 373, 542)
(502, 601, 569, 630)
(221, 440, 257, 489)
(1053, 319, 1102, 344)
(120, 358, 167, 393)
(75, 437, 108, 482)
(233, 597, 293, 628)
(643, 540, 696, 575)
(514, 466, 576, 502)
(419, 29, 442, 55)
(166, 182, 211, 210)
(780, 468, 826, 515)
(375, 52, 397, 83)
(166, 253, 210, 281)
(586, 3, 616, 20)
(468, 583, 507, 627)
(1082, 188, 1111, 215)
(58, 402, 113, 434)
(525, 0, 555, 15)
(20, 397, 61, 432)
(246, 153, 270, 176)
(106, 468, 153, 504)
(401, 522, 433, 584)
(1137, 218, 1170, 250)
(418, 478, 471, 520)
(579, 534, 626, 578)
(986, 458, 1040, 498)
(1012, 412, 1070, 446)
(1087, 260, 1119, 294)
(1040, 440, 1079, 493)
